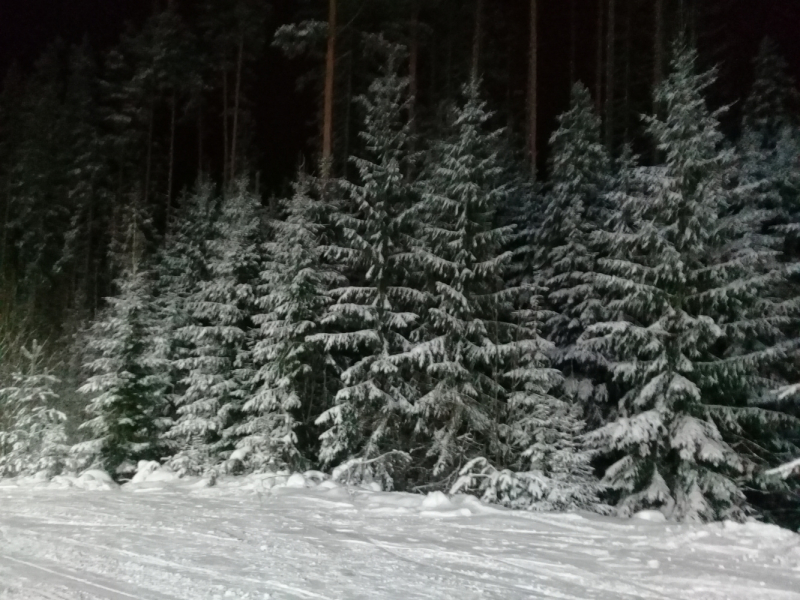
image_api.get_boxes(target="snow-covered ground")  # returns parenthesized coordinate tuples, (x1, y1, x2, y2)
(1, 468, 799, 600)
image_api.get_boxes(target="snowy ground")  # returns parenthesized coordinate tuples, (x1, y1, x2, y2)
(1, 469, 799, 600)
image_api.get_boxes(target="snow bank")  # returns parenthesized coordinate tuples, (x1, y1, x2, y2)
(1, 473, 798, 600)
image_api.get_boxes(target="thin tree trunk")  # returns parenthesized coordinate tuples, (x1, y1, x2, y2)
(85, 195, 93, 309)
(570, 0, 577, 84)
(409, 0, 420, 133)
(653, 0, 664, 161)
(197, 106, 204, 177)
(1, 180, 9, 284)
(222, 69, 230, 187)
(528, 0, 538, 176)
(623, 0, 632, 141)
(595, 0, 604, 113)
(471, 0, 484, 82)
(605, 0, 616, 150)
(322, 0, 337, 178)
(342, 48, 354, 179)
(167, 91, 176, 235)
(654, 0, 664, 103)
(231, 34, 244, 182)
(144, 100, 155, 208)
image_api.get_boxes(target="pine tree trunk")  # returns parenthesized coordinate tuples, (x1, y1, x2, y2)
(322, 0, 337, 178)
(654, 0, 664, 102)
(471, 0, 484, 82)
(409, 0, 420, 133)
(231, 34, 244, 182)
(197, 107, 204, 177)
(623, 0, 632, 141)
(570, 0, 577, 84)
(595, 0, 604, 113)
(528, 0, 538, 176)
(605, 0, 616, 150)
(1, 179, 9, 286)
(83, 177, 94, 308)
(342, 47, 354, 179)
(167, 92, 176, 234)
(222, 69, 230, 187)
(144, 100, 155, 208)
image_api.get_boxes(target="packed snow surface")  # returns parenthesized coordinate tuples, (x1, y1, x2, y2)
(1, 470, 799, 600)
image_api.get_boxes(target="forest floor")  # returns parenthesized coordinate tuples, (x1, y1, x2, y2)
(1, 470, 799, 600)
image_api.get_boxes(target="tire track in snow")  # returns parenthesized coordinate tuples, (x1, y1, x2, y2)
(0, 554, 181, 600)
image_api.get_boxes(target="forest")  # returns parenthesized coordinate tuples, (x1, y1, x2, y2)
(0, 0, 798, 529)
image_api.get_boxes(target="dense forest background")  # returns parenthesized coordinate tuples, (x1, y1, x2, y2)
(0, 0, 799, 528)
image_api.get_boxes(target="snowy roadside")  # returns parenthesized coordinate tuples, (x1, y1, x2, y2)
(1, 468, 799, 600)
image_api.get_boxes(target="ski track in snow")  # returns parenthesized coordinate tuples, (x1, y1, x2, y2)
(1, 479, 799, 600)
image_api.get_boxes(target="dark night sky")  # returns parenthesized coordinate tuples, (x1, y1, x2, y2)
(1, 0, 799, 190)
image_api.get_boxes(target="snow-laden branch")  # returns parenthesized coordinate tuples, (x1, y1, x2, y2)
(766, 458, 800, 480)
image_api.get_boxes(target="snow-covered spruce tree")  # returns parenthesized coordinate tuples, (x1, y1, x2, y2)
(578, 42, 797, 522)
(167, 180, 264, 476)
(734, 38, 800, 528)
(150, 182, 218, 459)
(232, 172, 344, 473)
(743, 38, 799, 148)
(536, 82, 612, 428)
(450, 293, 599, 511)
(310, 39, 422, 485)
(74, 268, 171, 475)
(0, 340, 69, 478)
(413, 79, 595, 508)
(739, 38, 800, 252)
(412, 79, 512, 479)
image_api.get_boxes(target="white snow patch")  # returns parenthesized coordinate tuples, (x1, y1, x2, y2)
(420, 491, 453, 510)
(633, 509, 667, 522)
(1, 474, 799, 599)
(285, 473, 308, 488)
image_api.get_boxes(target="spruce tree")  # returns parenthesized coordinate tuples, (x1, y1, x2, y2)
(413, 79, 511, 478)
(0, 341, 69, 478)
(311, 39, 421, 480)
(167, 181, 264, 476)
(234, 173, 343, 472)
(537, 82, 611, 427)
(74, 268, 171, 475)
(579, 42, 796, 522)
(418, 80, 593, 505)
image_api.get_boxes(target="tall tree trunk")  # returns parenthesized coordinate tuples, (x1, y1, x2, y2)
(623, 0, 632, 141)
(342, 47, 354, 179)
(605, 0, 616, 150)
(197, 106, 204, 177)
(231, 34, 244, 182)
(654, 0, 664, 104)
(409, 0, 420, 132)
(528, 0, 538, 176)
(322, 0, 337, 178)
(85, 193, 93, 310)
(570, 0, 577, 84)
(595, 0, 604, 113)
(471, 0, 484, 82)
(222, 69, 230, 187)
(144, 100, 155, 208)
(1, 180, 9, 282)
(167, 91, 176, 234)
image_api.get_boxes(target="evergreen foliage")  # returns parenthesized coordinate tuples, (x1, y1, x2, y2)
(311, 40, 421, 478)
(537, 82, 612, 428)
(74, 269, 170, 475)
(0, 341, 69, 477)
(167, 181, 264, 475)
(579, 42, 797, 522)
(234, 173, 343, 473)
